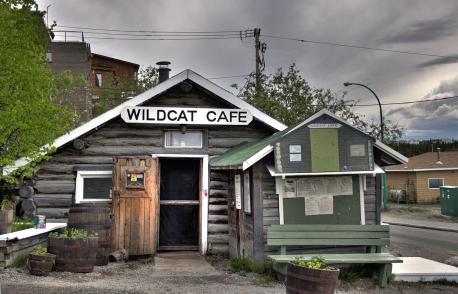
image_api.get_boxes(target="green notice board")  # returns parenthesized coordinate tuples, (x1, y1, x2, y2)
(310, 128, 340, 172)
(283, 176, 361, 224)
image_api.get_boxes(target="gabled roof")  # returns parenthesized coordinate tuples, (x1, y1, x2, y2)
(210, 109, 408, 171)
(4, 70, 286, 175)
(210, 128, 290, 170)
(385, 151, 458, 172)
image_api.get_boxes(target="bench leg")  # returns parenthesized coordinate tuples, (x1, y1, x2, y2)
(378, 264, 392, 288)
(272, 262, 287, 280)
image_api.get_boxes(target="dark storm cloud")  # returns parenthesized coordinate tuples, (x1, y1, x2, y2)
(383, 17, 458, 43)
(36, 0, 458, 139)
(417, 55, 458, 68)
(387, 77, 458, 138)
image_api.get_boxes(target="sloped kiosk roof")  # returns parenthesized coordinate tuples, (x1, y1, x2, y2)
(5, 69, 286, 174)
(210, 109, 408, 171)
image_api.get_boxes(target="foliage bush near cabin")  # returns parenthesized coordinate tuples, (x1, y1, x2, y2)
(0, 199, 15, 211)
(229, 256, 256, 273)
(12, 216, 35, 232)
(49, 228, 93, 239)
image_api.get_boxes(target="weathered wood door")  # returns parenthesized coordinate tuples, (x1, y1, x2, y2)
(112, 157, 158, 255)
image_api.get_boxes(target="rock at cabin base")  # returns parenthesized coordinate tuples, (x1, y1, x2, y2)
(110, 249, 129, 262)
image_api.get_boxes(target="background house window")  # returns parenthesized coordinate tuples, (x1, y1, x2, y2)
(243, 171, 251, 214)
(75, 171, 112, 203)
(95, 73, 103, 87)
(289, 144, 302, 162)
(164, 131, 203, 148)
(428, 178, 444, 189)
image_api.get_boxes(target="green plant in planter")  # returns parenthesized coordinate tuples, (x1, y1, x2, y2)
(12, 216, 35, 232)
(0, 199, 15, 211)
(32, 245, 48, 255)
(49, 228, 92, 239)
(291, 256, 335, 271)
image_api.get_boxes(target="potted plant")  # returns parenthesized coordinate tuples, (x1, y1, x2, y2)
(0, 198, 15, 234)
(28, 245, 56, 276)
(287, 256, 340, 294)
(48, 228, 98, 273)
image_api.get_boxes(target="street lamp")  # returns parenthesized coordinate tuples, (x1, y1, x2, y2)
(343, 82, 384, 142)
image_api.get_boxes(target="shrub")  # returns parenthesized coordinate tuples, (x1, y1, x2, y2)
(49, 228, 92, 239)
(32, 245, 48, 255)
(291, 256, 335, 271)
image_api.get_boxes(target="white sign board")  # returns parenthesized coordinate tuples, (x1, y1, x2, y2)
(234, 175, 242, 210)
(121, 106, 253, 125)
(296, 176, 353, 197)
(304, 195, 334, 216)
(307, 123, 341, 128)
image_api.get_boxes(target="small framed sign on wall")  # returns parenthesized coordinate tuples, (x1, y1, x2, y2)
(126, 171, 145, 189)
(234, 174, 242, 209)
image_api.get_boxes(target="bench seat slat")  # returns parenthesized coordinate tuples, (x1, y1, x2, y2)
(268, 253, 403, 264)
(267, 231, 389, 239)
(268, 225, 389, 232)
(268, 238, 390, 246)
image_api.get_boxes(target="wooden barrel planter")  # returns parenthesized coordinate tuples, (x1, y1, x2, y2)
(286, 263, 340, 294)
(48, 236, 98, 273)
(28, 253, 56, 276)
(68, 203, 112, 266)
(0, 209, 14, 234)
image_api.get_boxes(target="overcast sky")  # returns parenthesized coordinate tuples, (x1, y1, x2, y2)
(37, 0, 458, 140)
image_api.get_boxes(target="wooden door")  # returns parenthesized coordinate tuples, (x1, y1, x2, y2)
(112, 157, 158, 256)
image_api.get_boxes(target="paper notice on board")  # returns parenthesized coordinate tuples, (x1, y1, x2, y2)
(304, 195, 334, 216)
(234, 175, 242, 209)
(337, 176, 353, 195)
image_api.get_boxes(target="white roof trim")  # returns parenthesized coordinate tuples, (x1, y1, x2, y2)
(374, 140, 408, 164)
(4, 69, 286, 175)
(386, 167, 458, 172)
(267, 164, 385, 177)
(242, 145, 273, 171)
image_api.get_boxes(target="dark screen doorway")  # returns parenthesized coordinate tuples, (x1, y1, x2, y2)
(159, 158, 200, 250)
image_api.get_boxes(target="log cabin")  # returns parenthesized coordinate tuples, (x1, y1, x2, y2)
(6, 65, 408, 260)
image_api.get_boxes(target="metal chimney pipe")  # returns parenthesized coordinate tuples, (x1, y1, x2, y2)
(436, 148, 441, 162)
(156, 61, 171, 83)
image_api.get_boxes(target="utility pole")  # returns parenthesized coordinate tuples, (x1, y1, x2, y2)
(253, 28, 266, 97)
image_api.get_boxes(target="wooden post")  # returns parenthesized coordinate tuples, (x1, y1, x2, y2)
(252, 162, 265, 263)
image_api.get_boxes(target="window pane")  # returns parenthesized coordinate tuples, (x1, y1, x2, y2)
(428, 178, 444, 189)
(83, 177, 112, 199)
(289, 145, 301, 153)
(165, 131, 203, 148)
(243, 172, 251, 213)
(289, 153, 302, 162)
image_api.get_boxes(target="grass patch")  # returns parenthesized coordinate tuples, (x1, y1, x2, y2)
(254, 274, 276, 287)
(229, 256, 255, 273)
(339, 265, 374, 283)
(8, 255, 28, 268)
(11, 217, 35, 232)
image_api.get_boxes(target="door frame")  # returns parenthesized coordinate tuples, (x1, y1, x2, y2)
(153, 154, 209, 254)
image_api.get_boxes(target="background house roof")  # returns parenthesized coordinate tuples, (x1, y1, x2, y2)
(385, 151, 458, 171)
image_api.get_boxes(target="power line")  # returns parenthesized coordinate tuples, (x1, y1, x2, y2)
(53, 30, 241, 38)
(52, 34, 241, 41)
(353, 95, 458, 107)
(56, 25, 241, 34)
(263, 34, 453, 58)
(208, 74, 250, 80)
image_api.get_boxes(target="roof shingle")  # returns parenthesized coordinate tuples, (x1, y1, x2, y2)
(385, 151, 458, 171)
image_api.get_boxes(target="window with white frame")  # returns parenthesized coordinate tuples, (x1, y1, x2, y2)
(75, 171, 112, 203)
(289, 144, 302, 162)
(428, 178, 444, 189)
(164, 130, 203, 148)
(243, 171, 251, 214)
(95, 73, 103, 87)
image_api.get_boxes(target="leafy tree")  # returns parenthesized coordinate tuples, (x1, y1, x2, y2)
(235, 63, 402, 143)
(92, 65, 159, 117)
(0, 1, 75, 184)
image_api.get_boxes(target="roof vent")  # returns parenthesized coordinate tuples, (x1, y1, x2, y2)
(157, 61, 171, 83)
(436, 148, 443, 165)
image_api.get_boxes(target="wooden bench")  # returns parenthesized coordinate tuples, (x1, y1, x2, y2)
(266, 224, 402, 287)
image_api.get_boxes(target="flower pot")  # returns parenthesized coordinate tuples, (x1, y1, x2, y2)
(0, 209, 14, 234)
(48, 236, 98, 273)
(286, 263, 340, 294)
(28, 252, 56, 276)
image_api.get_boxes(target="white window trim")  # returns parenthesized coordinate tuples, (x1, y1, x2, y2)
(428, 177, 444, 190)
(75, 170, 113, 204)
(164, 130, 204, 149)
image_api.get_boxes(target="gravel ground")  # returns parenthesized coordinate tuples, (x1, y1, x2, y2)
(0, 256, 456, 293)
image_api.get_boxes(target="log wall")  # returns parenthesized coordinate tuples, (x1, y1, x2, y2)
(29, 83, 274, 254)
